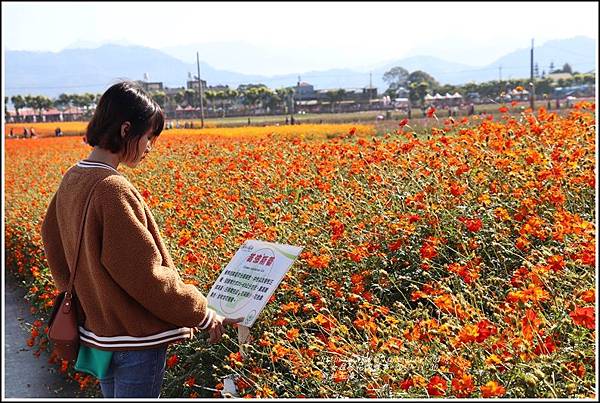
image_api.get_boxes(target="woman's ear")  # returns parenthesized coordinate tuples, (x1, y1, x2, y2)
(121, 121, 131, 138)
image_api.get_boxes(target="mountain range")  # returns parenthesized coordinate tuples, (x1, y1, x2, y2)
(4, 36, 596, 98)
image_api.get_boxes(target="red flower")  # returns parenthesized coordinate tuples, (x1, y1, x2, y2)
(427, 375, 447, 396)
(399, 118, 409, 127)
(400, 378, 415, 390)
(569, 306, 595, 329)
(426, 106, 437, 118)
(498, 106, 509, 113)
(348, 127, 356, 136)
(534, 335, 557, 355)
(546, 255, 565, 272)
(459, 216, 483, 232)
(420, 243, 437, 260)
(476, 319, 497, 343)
(166, 354, 179, 368)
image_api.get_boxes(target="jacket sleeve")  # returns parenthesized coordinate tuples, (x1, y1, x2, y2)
(41, 193, 70, 292)
(96, 178, 215, 329)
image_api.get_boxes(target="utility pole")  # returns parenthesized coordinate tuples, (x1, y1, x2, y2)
(196, 51, 205, 128)
(530, 38, 535, 110)
(369, 72, 373, 101)
(498, 65, 502, 82)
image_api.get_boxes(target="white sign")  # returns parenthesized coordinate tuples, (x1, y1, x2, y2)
(207, 240, 303, 327)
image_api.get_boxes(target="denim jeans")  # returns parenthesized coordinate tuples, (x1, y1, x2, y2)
(99, 345, 168, 398)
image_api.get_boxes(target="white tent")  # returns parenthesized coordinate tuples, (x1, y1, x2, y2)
(425, 94, 435, 101)
(434, 93, 444, 99)
(452, 92, 463, 98)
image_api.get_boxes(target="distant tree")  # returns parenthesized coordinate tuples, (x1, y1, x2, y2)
(275, 87, 294, 113)
(409, 82, 430, 107)
(222, 89, 238, 116)
(174, 90, 185, 107)
(242, 87, 261, 113)
(257, 87, 276, 112)
(23, 95, 34, 111)
(382, 66, 409, 92)
(54, 93, 72, 110)
(407, 70, 439, 89)
(549, 61, 555, 72)
(83, 93, 97, 111)
(11, 95, 26, 119)
(204, 90, 218, 113)
(184, 89, 197, 107)
(29, 95, 52, 119)
(152, 91, 167, 109)
(562, 63, 573, 74)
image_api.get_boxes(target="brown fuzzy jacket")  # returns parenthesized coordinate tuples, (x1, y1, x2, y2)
(41, 160, 215, 351)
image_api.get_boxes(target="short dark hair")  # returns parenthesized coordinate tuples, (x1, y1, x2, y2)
(86, 81, 164, 161)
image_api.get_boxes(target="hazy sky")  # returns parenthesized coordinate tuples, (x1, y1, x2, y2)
(2, 1, 598, 73)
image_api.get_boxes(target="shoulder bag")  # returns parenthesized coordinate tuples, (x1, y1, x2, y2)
(48, 179, 103, 362)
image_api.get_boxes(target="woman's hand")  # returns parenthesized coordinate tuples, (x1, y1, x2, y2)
(207, 314, 244, 344)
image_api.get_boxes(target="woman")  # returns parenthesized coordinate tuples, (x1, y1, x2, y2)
(41, 81, 241, 398)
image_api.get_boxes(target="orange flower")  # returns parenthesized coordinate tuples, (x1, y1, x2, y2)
(449, 181, 466, 196)
(579, 289, 595, 303)
(522, 308, 542, 342)
(333, 370, 349, 383)
(434, 294, 454, 312)
(494, 207, 510, 222)
(306, 253, 331, 270)
(480, 380, 506, 397)
(457, 324, 480, 344)
(184, 377, 196, 388)
(569, 306, 595, 329)
(451, 373, 475, 398)
(515, 236, 530, 251)
(286, 328, 300, 341)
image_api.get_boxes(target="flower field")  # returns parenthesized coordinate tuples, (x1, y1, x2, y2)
(5, 121, 90, 137)
(4, 121, 374, 139)
(4, 106, 596, 398)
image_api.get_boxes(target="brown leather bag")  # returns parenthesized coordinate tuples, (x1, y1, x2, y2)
(48, 180, 103, 362)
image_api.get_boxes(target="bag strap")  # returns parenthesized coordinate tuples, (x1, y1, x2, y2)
(64, 179, 105, 300)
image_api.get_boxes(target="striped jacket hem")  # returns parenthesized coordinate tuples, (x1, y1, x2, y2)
(78, 326, 192, 350)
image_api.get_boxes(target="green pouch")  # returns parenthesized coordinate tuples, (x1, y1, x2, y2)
(74, 344, 114, 379)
